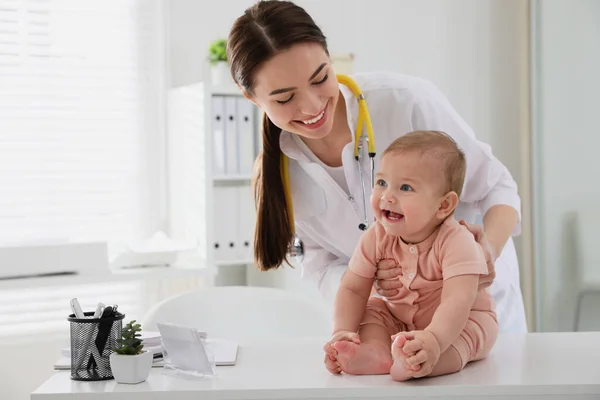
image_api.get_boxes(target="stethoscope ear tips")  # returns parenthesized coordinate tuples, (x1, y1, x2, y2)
(358, 223, 368, 231)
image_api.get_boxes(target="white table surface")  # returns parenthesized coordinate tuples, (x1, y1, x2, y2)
(32, 332, 600, 400)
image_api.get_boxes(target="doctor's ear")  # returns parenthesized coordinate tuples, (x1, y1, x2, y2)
(436, 191, 459, 219)
(238, 85, 261, 108)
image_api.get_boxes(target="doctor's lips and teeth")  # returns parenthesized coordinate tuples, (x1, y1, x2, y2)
(292, 100, 329, 130)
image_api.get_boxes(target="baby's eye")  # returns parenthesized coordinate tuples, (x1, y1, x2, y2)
(400, 184, 413, 191)
(376, 179, 387, 187)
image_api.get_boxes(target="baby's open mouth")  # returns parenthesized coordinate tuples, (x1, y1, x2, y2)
(383, 209, 404, 221)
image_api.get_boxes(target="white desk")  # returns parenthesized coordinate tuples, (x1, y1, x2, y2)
(32, 332, 600, 400)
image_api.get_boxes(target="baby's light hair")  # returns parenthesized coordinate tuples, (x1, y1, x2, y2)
(382, 130, 466, 197)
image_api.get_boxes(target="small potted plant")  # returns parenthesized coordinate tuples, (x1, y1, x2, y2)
(208, 38, 230, 86)
(109, 320, 153, 384)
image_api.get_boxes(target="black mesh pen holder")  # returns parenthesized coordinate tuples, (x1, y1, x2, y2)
(68, 311, 125, 381)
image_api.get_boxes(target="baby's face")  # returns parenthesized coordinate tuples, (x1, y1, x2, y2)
(370, 150, 447, 243)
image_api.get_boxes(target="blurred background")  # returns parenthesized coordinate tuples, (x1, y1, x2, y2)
(0, 0, 598, 398)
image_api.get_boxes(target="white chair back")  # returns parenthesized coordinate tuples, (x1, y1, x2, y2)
(142, 286, 332, 341)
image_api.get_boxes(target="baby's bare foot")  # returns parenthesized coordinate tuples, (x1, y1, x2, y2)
(332, 341, 392, 375)
(390, 335, 419, 381)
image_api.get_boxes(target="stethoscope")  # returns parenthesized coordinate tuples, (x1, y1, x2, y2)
(283, 74, 376, 260)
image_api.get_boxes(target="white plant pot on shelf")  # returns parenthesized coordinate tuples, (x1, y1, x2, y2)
(110, 351, 153, 384)
(210, 61, 231, 86)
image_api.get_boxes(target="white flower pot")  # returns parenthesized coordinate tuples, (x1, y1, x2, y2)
(109, 351, 153, 384)
(210, 61, 231, 86)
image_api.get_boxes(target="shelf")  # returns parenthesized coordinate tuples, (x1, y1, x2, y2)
(210, 85, 243, 96)
(215, 259, 255, 266)
(0, 265, 217, 290)
(212, 174, 252, 183)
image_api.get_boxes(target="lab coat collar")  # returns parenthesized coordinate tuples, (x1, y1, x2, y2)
(279, 130, 308, 161)
(279, 79, 361, 162)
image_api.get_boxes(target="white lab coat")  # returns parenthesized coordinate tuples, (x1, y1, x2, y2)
(280, 71, 528, 333)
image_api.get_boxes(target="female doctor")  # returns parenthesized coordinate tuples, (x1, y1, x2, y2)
(227, 0, 528, 333)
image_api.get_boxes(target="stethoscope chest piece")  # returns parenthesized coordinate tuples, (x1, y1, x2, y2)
(287, 234, 305, 262)
(282, 74, 375, 259)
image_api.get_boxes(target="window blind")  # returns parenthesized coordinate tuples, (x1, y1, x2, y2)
(0, 281, 144, 341)
(0, 0, 163, 247)
(0, 0, 164, 339)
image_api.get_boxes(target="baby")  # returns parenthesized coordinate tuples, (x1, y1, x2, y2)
(323, 130, 498, 381)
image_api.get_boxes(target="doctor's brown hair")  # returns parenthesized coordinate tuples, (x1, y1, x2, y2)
(227, 0, 329, 270)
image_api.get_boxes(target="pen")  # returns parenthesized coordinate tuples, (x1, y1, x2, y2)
(72, 298, 95, 370)
(70, 298, 85, 319)
(92, 302, 105, 319)
(87, 305, 118, 369)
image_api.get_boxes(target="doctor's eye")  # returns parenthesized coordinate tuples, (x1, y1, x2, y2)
(276, 94, 294, 105)
(313, 74, 329, 85)
(400, 184, 413, 192)
(376, 179, 387, 187)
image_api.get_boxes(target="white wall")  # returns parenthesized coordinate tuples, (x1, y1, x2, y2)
(168, 0, 530, 303)
(533, 0, 600, 332)
(169, 0, 524, 173)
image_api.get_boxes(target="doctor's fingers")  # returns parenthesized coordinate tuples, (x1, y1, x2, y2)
(376, 259, 398, 271)
(459, 220, 495, 261)
(375, 267, 403, 281)
(459, 220, 483, 241)
(376, 288, 399, 298)
(376, 277, 403, 290)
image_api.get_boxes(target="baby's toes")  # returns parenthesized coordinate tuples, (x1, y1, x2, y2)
(325, 357, 341, 374)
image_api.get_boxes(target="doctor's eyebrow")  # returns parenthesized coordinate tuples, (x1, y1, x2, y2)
(268, 62, 328, 96)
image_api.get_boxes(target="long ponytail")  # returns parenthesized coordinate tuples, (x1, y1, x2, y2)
(227, 0, 329, 269)
(253, 113, 293, 270)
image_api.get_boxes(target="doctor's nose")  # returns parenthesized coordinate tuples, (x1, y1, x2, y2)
(297, 93, 323, 117)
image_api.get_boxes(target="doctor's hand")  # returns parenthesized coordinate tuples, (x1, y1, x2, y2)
(374, 259, 402, 297)
(458, 220, 495, 260)
(459, 220, 497, 286)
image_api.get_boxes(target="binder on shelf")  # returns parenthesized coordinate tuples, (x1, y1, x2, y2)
(236, 97, 257, 176)
(237, 185, 256, 261)
(211, 95, 226, 176)
(212, 186, 239, 262)
(224, 96, 239, 175)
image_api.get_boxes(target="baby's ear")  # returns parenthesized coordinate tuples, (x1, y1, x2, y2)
(436, 191, 459, 219)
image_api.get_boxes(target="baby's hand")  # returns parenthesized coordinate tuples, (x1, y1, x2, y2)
(393, 330, 440, 378)
(323, 330, 360, 374)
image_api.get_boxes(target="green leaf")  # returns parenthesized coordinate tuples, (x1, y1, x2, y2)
(115, 319, 145, 355)
(208, 39, 227, 65)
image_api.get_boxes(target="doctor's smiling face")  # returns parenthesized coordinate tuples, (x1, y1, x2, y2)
(370, 131, 464, 244)
(246, 42, 341, 140)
